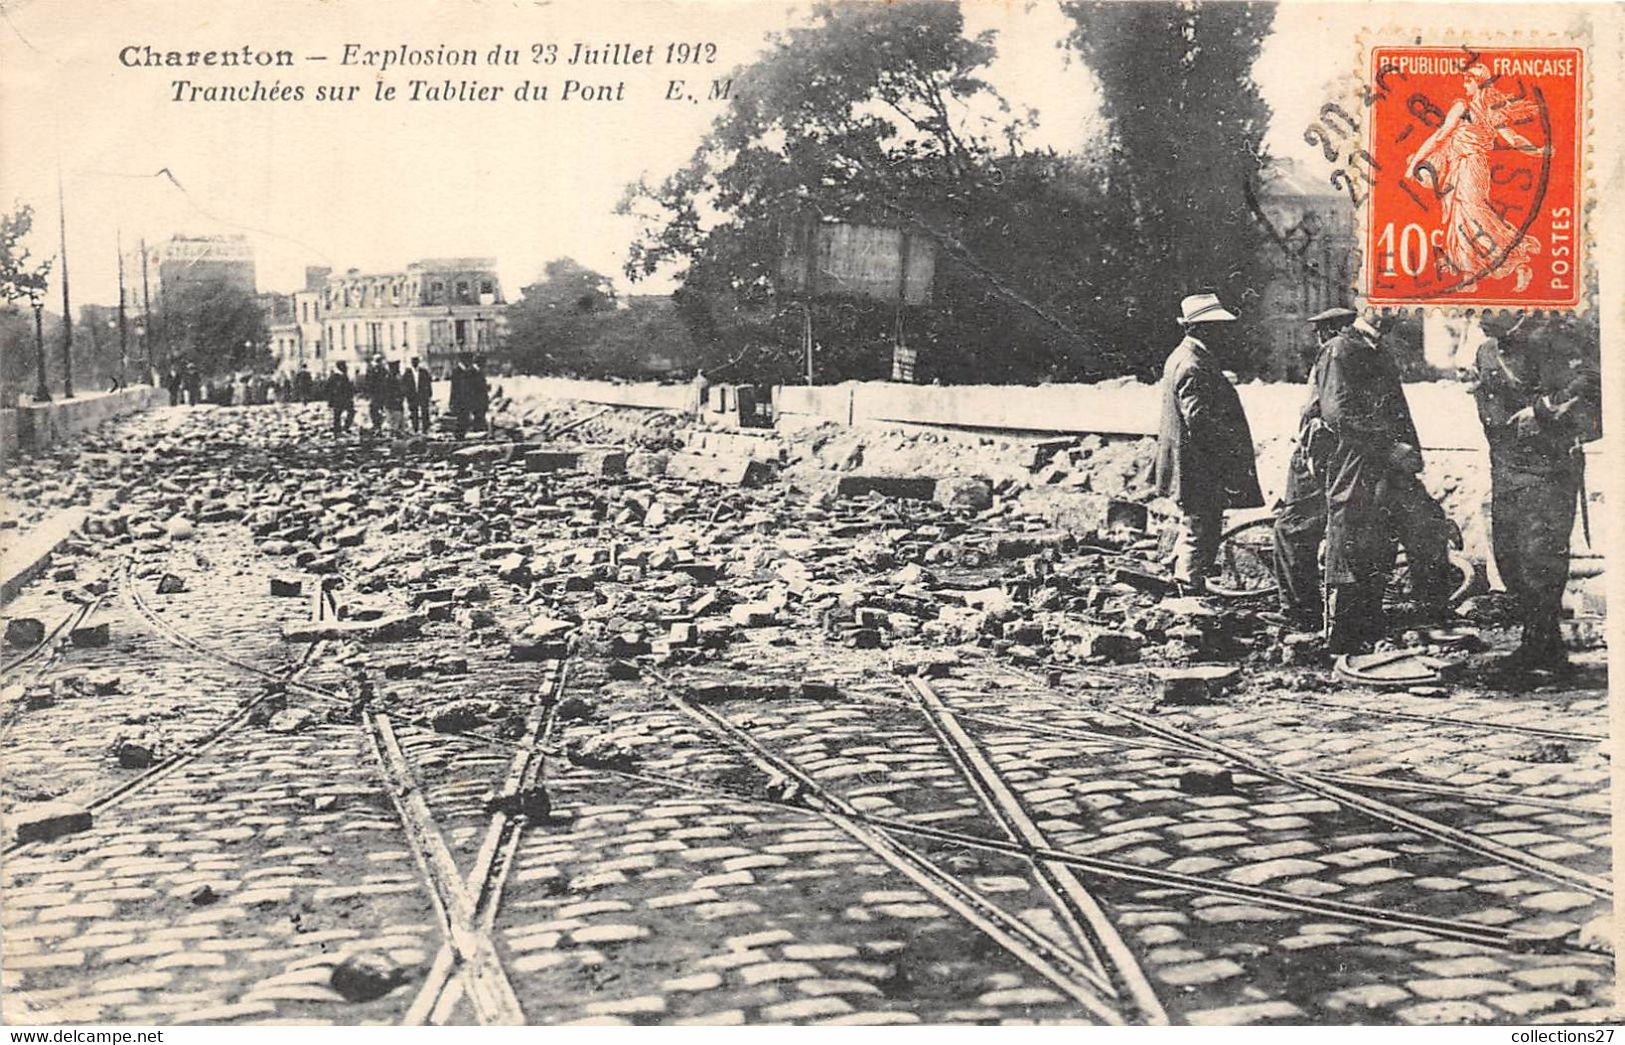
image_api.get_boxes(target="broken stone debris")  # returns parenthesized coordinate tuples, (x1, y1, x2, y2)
(266, 708, 317, 734)
(330, 952, 413, 1003)
(4, 617, 46, 647)
(13, 801, 92, 844)
(70, 622, 111, 648)
(1155, 665, 1242, 705)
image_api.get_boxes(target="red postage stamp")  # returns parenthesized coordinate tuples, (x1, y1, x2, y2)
(1364, 45, 1583, 309)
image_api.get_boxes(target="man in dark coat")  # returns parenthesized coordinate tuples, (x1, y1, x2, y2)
(293, 365, 314, 403)
(1155, 294, 1263, 591)
(1316, 314, 1454, 651)
(326, 361, 355, 436)
(166, 367, 183, 406)
(183, 363, 202, 406)
(469, 357, 490, 433)
(380, 360, 407, 435)
(1269, 307, 1356, 628)
(450, 354, 490, 437)
(408, 357, 434, 433)
(1473, 314, 1601, 674)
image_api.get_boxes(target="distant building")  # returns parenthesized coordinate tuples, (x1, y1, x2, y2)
(320, 258, 506, 372)
(1252, 159, 1359, 379)
(266, 267, 330, 375)
(123, 234, 257, 315)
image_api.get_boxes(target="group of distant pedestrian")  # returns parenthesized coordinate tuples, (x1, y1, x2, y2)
(322, 353, 489, 439)
(162, 364, 276, 407)
(162, 353, 493, 442)
(1156, 292, 1599, 678)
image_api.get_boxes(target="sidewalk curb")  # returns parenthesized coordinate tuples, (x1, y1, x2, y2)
(1, 508, 88, 605)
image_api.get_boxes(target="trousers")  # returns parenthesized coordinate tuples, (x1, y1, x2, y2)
(1386, 473, 1454, 613)
(1173, 505, 1225, 585)
(1272, 446, 1325, 622)
(1491, 457, 1580, 655)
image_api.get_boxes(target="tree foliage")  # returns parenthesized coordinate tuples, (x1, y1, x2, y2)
(0, 201, 52, 307)
(623, 0, 1280, 384)
(622, 1, 1111, 384)
(1064, 0, 1277, 369)
(502, 258, 694, 379)
(158, 278, 270, 376)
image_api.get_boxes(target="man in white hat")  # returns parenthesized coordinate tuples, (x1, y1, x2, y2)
(1155, 293, 1263, 591)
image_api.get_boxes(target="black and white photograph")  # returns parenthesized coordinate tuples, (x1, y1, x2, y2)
(0, 0, 1620, 1029)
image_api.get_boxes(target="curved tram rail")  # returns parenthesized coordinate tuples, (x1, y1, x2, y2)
(606, 665, 1607, 960)
(79, 560, 560, 1026)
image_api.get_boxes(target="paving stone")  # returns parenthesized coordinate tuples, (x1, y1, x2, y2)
(1405, 977, 1516, 1000)
(1185, 1001, 1305, 1025)
(1520, 891, 1600, 914)
(569, 924, 650, 945)
(1395, 1000, 1499, 1025)
(761, 997, 855, 1022)
(585, 995, 667, 1017)
(673, 1010, 747, 1026)
(740, 962, 820, 986)
(1155, 959, 1244, 986)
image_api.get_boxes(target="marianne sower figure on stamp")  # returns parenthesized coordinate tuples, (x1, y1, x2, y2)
(1403, 63, 1546, 293)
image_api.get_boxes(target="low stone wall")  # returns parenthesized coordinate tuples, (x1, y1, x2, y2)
(776, 379, 1502, 454)
(499, 376, 692, 413)
(4, 386, 167, 460)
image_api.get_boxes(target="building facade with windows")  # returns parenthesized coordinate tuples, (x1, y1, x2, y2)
(265, 267, 331, 375)
(123, 234, 257, 314)
(319, 258, 506, 373)
(1252, 160, 1359, 380)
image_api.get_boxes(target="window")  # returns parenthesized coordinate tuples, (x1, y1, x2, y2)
(456, 281, 470, 303)
(481, 280, 493, 295)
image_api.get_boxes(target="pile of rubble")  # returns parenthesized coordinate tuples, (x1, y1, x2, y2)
(10, 398, 1605, 726)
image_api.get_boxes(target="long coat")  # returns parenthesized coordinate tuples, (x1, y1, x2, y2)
(1314, 324, 1419, 586)
(1154, 335, 1262, 510)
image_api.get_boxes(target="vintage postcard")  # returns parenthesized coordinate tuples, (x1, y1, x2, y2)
(0, 0, 1620, 1031)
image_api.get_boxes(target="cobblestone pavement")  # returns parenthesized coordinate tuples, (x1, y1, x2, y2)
(1, 404, 1614, 1025)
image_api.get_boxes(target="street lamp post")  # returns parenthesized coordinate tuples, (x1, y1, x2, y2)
(30, 291, 50, 402)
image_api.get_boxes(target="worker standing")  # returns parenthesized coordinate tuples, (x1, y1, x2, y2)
(1268, 307, 1355, 630)
(1472, 313, 1601, 676)
(1154, 294, 1263, 592)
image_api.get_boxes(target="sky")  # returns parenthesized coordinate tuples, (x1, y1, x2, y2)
(0, 0, 1605, 307)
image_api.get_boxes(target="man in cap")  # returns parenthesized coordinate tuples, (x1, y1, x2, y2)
(1155, 293, 1263, 592)
(326, 361, 355, 437)
(1472, 312, 1601, 676)
(381, 360, 408, 436)
(1268, 306, 1355, 629)
(1316, 312, 1455, 651)
(408, 357, 435, 433)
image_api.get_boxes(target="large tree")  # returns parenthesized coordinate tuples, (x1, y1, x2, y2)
(158, 278, 269, 376)
(623, 1, 1125, 385)
(0, 202, 54, 397)
(1063, 1, 1277, 370)
(503, 258, 696, 379)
